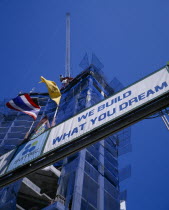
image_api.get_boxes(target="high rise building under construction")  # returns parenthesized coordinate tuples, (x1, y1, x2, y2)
(0, 63, 131, 210)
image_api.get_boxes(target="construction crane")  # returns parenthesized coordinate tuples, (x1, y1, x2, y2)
(60, 13, 73, 89)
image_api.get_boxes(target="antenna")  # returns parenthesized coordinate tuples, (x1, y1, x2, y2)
(65, 13, 71, 77)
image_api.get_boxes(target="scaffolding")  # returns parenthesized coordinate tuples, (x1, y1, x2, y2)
(0, 65, 131, 210)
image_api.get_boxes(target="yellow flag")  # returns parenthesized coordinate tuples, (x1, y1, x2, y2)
(39, 76, 61, 105)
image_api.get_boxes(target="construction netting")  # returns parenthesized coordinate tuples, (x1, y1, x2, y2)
(0, 66, 131, 210)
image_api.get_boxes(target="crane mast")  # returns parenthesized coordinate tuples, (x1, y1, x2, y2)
(65, 13, 71, 77)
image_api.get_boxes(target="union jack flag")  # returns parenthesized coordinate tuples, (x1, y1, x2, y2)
(6, 94, 40, 120)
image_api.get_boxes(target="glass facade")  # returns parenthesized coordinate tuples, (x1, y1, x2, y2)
(0, 65, 131, 210)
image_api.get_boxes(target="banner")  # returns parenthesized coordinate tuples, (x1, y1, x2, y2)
(43, 67, 169, 154)
(0, 67, 169, 178)
(7, 131, 49, 172)
(0, 149, 16, 176)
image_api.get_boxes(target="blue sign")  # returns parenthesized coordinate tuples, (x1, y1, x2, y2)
(7, 130, 49, 172)
(0, 149, 16, 176)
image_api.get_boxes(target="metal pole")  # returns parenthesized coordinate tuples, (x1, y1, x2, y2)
(28, 121, 35, 132)
(24, 121, 35, 139)
(51, 106, 59, 127)
(65, 13, 71, 77)
(161, 112, 169, 130)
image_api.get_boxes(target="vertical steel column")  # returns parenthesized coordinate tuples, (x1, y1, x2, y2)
(71, 149, 86, 210)
(97, 140, 105, 210)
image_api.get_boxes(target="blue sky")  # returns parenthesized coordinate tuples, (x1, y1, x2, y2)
(0, 0, 169, 209)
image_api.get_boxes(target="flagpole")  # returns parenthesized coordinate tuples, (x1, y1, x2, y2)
(51, 106, 59, 127)
(24, 121, 35, 140)
(28, 121, 35, 133)
(54, 106, 59, 118)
